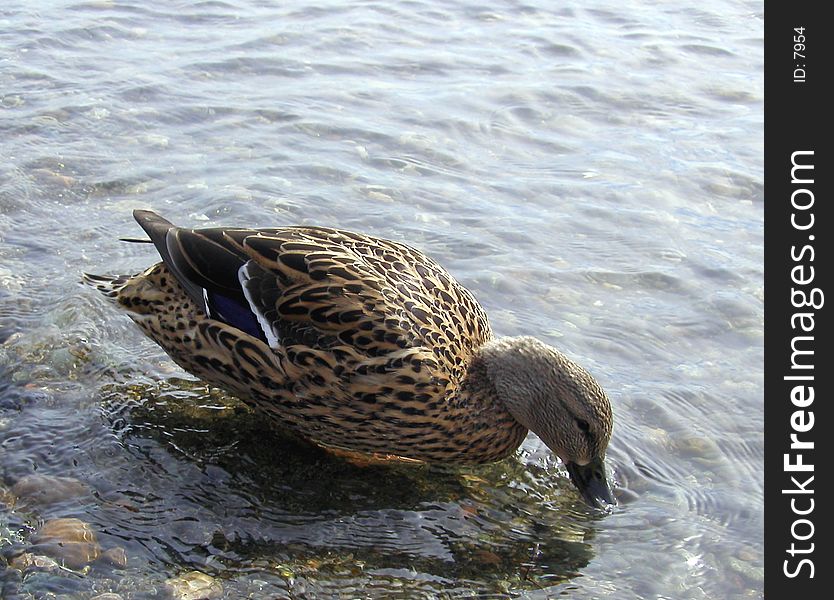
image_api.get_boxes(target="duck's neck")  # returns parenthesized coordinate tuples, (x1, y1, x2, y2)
(449, 344, 529, 462)
(476, 336, 545, 433)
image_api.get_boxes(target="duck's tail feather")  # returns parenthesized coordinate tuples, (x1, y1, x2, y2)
(131, 209, 212, 310)
(82, 272, 132, 301)
(81, 210, 182, 304)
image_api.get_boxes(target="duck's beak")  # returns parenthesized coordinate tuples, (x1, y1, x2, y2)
(565, 457, 616, 510)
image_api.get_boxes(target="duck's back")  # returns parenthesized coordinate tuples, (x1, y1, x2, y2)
(129, 211, 492, 365)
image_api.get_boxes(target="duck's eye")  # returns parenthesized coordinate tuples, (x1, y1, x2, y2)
(576, 419, 590, 432)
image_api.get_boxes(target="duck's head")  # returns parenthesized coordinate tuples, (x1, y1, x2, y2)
(481, 336, 615, 509)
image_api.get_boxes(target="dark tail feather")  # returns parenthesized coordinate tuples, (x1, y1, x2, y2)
(132, 210, 207, 308)
(82, 272, 129, 300)
(133, 209, 177, 265)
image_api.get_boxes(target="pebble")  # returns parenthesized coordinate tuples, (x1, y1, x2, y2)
(101, 546, 129, 568)
(31, 168, 76, 188)
(736, 546, 759, 562)
(644, 427, 673, 449)
(31, 517, 101, 570)
(727, 556, 764, 583)
(0, 485, 14, 507)
(1, 94, 24, 107)
(91, 594, 125, 600)
(165, 570, 223, 600)
(675, 435, 722, 461)
(9, 552, 61, 573)
(0, 266, 25, 293)
(11, 474, 92, 509)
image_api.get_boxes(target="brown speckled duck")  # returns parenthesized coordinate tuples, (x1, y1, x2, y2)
(85, 210, 615, 508)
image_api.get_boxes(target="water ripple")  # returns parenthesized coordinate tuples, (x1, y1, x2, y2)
(1, 0, 762, 596)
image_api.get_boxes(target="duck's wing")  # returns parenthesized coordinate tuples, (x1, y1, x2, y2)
(237, 226, 493, 371)
(135, 211, 492, 371)
(134, 209, 284, 342)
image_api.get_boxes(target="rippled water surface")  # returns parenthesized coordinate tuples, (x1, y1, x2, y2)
(2, 0, 763, 598)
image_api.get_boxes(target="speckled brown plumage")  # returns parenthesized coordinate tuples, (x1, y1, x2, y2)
(85, 210, 615, 507)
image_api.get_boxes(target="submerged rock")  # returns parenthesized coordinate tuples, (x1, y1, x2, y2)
(727, 556, 764, 584)
(165, 570, 223, 600)
(0, 484, 14, 507)
(8, 552, 62, 573)
(31, 517, 101, 570)
(11, 474, 93, 510)
(101, 546, 129, 568)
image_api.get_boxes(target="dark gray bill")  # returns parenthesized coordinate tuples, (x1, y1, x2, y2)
(565, 457, 616, 509)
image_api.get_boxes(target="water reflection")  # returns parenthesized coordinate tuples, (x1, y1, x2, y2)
(87, 378, 601, 590)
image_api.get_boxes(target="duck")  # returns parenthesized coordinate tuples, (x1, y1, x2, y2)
(85, 210, 615, 508)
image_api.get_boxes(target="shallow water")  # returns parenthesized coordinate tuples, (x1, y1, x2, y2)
(1, 0, 763, 598)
